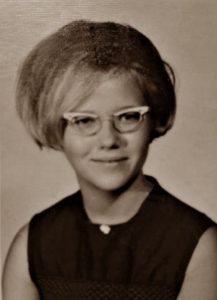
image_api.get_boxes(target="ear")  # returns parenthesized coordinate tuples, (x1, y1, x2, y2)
(155, 114, 175, 135)
(154, 125, 167, 134)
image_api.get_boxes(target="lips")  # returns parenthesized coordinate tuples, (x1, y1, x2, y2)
(91, 157, 128, 163)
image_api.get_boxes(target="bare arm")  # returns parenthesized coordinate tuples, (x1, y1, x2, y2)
(2, 224, 40, 300)
(177, 226, 217, 300)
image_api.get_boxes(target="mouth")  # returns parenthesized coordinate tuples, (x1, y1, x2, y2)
(91, 157, 128, 164)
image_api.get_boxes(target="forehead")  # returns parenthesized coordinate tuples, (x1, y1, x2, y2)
(65, 72, 145, 114)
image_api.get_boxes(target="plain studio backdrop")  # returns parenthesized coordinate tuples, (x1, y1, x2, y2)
(1, 0, 217, 263)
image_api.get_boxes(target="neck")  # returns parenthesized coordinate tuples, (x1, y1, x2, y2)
(79, 173, 153, 225)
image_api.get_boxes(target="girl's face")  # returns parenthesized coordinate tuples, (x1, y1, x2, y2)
(63, 73, 152, 192)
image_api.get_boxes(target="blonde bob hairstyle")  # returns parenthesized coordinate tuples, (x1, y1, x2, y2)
(16, 20, 176, 150)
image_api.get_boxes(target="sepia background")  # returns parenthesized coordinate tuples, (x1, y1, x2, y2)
(1, 0, 217, 263)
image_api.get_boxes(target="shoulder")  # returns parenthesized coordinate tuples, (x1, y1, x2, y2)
(3, 224, 29, 275)
(2, 224, 39, 300)
(149, 176, 214, 234)
(28, 191, 82, 268)
(30, 190, 81, 227)
(177, 226, 217, 300)
(28, 190, 82, 238)
(147, 176, 215, 255)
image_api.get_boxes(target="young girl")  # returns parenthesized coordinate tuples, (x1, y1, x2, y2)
(3, 20, 217, 300)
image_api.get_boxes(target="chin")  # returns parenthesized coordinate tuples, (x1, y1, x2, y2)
(90, 173, 139, 192)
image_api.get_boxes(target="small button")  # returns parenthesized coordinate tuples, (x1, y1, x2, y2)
(99, 224, 111, 234)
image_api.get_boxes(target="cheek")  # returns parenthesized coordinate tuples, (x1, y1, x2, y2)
(63, 128, 92, 159)
(127, 123, 152, 155)
(130, 135, 150, 157)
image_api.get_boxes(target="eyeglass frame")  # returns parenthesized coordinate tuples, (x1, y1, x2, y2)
(62, 105, 150, 136)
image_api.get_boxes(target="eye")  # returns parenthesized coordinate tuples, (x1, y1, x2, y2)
(72, 116, 96, 126)
(118, 111, 141, 123)
(72, 116, 93, 124)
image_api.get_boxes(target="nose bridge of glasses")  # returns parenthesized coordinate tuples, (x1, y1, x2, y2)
(97, 115, 116, 129)
(96, 115, 121, 138)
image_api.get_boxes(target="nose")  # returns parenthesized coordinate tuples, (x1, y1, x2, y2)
(97, 119, 122, 149)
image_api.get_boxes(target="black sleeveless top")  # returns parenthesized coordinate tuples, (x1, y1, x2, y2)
(28, 177, 214, 300)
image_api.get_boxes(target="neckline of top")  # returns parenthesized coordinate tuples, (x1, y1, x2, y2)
(77, 175, 159, 230)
